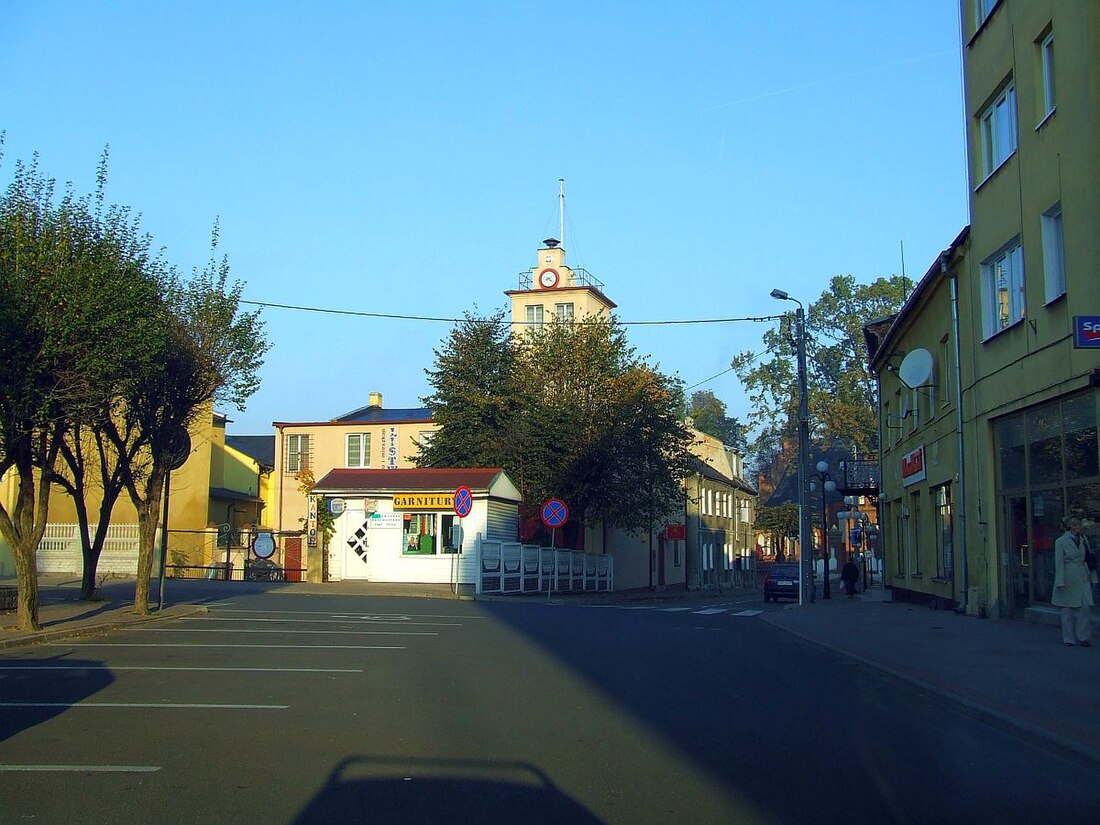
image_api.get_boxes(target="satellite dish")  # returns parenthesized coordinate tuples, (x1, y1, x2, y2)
(898, 348, 934, 389)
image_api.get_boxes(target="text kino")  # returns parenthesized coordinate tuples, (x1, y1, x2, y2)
(392, 493, 456, 510)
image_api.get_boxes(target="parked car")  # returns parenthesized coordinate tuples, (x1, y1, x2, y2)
(764, 563, 801, 602)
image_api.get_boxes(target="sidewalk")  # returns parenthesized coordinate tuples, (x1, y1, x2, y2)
(762, 585, 1100, 765)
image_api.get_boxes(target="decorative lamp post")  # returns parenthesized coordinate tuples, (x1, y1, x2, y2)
(809, 460, 836, 599)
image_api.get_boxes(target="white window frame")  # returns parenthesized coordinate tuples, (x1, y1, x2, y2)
(554, 302, 575, 322)
(979, 83, 1017, 180)
(525, 304, 544, 330)
(345, 432, 371, 468)
(285, 433, 311, 474)
(1041, 201, 1065, 304)
(981, 238, 1025, 338)
(1039, 31, 1055, 121)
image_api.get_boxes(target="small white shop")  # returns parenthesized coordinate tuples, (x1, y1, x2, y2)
(312, 467, 521, 585)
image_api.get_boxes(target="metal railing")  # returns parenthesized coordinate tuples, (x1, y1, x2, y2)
(477, 540, 613, 595)
(517, 266, 605, 292)
(165, 563, 306, 583)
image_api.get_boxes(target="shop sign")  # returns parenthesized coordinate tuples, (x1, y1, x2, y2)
(666, 524, 686, 541)
(307, 495, 318, 546)
(1073, 316, 1100, 348)
(385, 427, 399, 469)
(367, 513, 403, 529)
(901, 445, 926, 487)
(392, 493, 456, 510)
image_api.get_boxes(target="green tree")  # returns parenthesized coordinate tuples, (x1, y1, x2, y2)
(419, 315, 692, 538)
(733, 274, 910, 467)
(686, 390, 748, 454)
(0, 150, 165, 629)
(755, 503, 799, 562)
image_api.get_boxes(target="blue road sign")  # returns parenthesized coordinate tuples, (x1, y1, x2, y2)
(453, 486, 473, 518)
(541, 498, 569, 529)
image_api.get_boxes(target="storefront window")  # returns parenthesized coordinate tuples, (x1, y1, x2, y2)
(995, 416, 1026, 491)
(1028, 406, 1062, 485)
(934, 485, 953, 579)
(1064, 394, 1099, 480)
(402, 513, 461, 555)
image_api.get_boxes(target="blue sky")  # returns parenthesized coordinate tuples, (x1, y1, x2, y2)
(1, 1, 969, 436)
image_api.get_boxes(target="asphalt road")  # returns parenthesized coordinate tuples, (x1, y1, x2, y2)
(1, 591, 1098, 824)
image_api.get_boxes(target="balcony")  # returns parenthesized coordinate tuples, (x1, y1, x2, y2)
(518, 267, 604, 291)
(837, 459, 880, 501)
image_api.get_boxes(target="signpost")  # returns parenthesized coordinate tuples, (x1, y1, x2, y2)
(453, 486, 473, 518)
(253, 531, 276, 560)
(158, 428, 192, 612)
(541, 499, 569, 598)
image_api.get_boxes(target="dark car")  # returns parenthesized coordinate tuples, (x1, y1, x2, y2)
(764, 563, 801, 603)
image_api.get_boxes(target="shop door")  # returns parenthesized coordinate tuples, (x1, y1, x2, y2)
(284, 537, 302, 582)
(1004, 495, 1031, 618)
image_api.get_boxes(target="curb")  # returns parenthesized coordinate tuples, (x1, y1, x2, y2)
(761, 611, 1100, 768)
(0, 604, 209, 650)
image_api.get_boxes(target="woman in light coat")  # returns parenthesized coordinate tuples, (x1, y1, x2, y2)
(1052, 516, 1094, 647)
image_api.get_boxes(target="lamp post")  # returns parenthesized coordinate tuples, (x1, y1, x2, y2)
(770, 288, 813, 605)
(809, 460, 836, 599)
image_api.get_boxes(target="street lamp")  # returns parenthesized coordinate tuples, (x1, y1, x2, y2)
(770, 288, 813, 604)
(809, 460, 836, 600)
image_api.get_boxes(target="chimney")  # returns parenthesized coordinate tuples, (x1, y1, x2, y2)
(368, 392, 383, 409)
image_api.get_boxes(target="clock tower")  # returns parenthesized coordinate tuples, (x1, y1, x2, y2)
(505, 238, 616, 333)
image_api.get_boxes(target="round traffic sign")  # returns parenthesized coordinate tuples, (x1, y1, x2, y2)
(541, 498, 569, 529)
(252, 531, 276, 559)
(453, 486, 473, 518)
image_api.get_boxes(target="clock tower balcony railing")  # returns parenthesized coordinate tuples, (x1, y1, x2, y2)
(518, 267, 604, 291)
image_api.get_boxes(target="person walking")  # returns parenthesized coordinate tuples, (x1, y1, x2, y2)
(840, 558, 860, 599)
(1052, 516, 1094, 647)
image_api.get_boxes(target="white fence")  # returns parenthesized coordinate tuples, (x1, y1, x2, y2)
(36, 523, 144, 575)
(476, 540, 613, 595)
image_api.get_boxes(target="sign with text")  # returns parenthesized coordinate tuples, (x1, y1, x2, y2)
(392, 493, 456, 510)
(1073, 316, 1100, 348)
(307, 495, 318, 546)
(367, 513, 403, 529)
(385, 426, 399, 469)
(666, 523, 686, 541)
(901, 445, 926, 487)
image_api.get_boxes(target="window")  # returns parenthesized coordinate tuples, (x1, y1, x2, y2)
(402, 512, 460, 555)
(975, 0, 998, 27)
(911, 494, 922, 575)
(1041, 202, 1065, 303)
(285, 434, 311, 474)
(934, 485, 954, 579)
(1039, 31, 1055, 119)
(554, 302, 574, 322)
(525, 304, 544, 329)
(939, 336, 952, 409)
(979, 83, 1017, 178)
(346, 433, 371, 468)
(909, 387, 920, 432)
(981, 238, 1025, 337)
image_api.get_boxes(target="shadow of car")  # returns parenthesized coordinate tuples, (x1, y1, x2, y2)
(764, 563, 801, 603)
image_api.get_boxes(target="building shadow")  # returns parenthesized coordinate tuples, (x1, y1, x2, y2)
(292, 756, 604, 825)
(0, 653, 114, 743)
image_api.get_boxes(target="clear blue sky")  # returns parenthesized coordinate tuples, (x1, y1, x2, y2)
(1, 1, 969, 436)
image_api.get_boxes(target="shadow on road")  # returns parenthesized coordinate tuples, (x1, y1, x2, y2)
(0, 653, 114, 743)
(292, 756, 604, 825)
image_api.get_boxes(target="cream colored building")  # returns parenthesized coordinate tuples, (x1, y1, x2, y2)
(271, 392, 440, 582)
(504, 238, 616, 332)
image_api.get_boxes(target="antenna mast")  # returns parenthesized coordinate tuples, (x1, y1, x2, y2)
(558, 178, 565, 250)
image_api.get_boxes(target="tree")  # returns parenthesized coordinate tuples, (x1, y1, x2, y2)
(420, 314, 692, 539)
(755, 503, 799, 562)
(686, 390, 748, 454)
(732, 274, 911, 469)
(0, 150, 164, 629)
(107, 228, 268, 615)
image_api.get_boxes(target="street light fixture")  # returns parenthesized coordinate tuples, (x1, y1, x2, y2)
(770, 287, 813, 604)
(809, 460, 836, 600)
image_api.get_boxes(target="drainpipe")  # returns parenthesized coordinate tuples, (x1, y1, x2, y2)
(945, 255, 969, 614)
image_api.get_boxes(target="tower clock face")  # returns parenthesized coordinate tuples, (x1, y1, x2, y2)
(538, 268, 559, 289)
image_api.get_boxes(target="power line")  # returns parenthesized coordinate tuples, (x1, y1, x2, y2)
(240, 299, 784, 328)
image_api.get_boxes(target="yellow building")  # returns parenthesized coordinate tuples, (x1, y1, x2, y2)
(504, 238, 616, 331)
(871, 1, 1100, 619)
(0, 410, 266, 577)
(270, 392, 440, 582)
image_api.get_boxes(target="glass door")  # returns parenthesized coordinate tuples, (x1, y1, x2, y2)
(1004, 495, 1030, 618)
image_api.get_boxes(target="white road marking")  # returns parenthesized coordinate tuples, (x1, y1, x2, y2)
(181, 616, 461, 627)
(52, 643, 405, 650)
(659, 607, 694, 612)
(692, 608, 728, 615)
(0, 702, 287, 709)
(211, 608, 482, 620)
(733, 609, 764, 617)
(0, 765, 161, 772)
(0, 666, 363, 673)
(128, 628, 437, 637)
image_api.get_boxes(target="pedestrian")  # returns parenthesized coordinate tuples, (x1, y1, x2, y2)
(1053, 516, 1094, 647)
(840, 558, 860, 599)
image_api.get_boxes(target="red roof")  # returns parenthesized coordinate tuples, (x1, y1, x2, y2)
(313, 467, 506, 493)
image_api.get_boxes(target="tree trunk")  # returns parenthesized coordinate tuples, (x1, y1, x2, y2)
(12, 542, 40, 632)
(131, 472, 165, 615)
